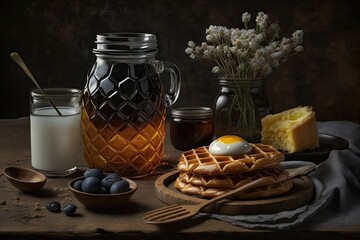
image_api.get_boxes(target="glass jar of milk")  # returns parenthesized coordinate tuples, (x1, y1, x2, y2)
(30, 88, 82, 177)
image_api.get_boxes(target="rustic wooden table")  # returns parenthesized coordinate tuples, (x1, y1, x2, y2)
(0, 118, 359, 239)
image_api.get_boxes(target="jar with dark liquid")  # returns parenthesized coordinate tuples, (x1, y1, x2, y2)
(170, 107, 214, 150)
(82, 33, 181, 177)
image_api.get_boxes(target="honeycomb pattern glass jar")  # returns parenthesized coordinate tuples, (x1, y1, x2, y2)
(82, 33, 181, 177)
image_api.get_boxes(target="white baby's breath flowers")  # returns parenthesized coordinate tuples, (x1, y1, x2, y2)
(185, 11, 304, 79)
(242, 12, 251, 29)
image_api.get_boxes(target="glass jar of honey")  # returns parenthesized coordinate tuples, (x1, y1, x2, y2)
(170, 107, 214, 150)
(82, 33, 181, 177)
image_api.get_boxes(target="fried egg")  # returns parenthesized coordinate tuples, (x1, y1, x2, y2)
(209, 135, 252, 156)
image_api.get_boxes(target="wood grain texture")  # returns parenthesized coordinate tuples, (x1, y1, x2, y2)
(0, 118, 360, 240)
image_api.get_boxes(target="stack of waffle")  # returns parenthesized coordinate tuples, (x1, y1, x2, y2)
(175, 144, 293, 199)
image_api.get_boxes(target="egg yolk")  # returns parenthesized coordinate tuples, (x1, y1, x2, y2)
(218, 135, 245, 144)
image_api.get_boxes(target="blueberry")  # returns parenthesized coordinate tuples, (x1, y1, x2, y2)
(81, 177, 102, 193)
(101, 175, 122, 193)
(63, 204, 77, 216)
(46, 201, 61, 212)
(110, 180, 130, 194)
(84, 168, 103, 179)
(106, 173, 122, 180)
(101, 173, 122, 191)
(101, 178, 116, 193)
(73, 180, 83, 191)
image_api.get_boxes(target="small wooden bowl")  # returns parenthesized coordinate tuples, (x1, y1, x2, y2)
(68, 176, 137, 209)
(4, 167, 47, 193)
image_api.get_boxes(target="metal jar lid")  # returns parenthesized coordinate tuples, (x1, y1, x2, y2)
(93, 32, 158, 56)
(171, 107, 213, 120)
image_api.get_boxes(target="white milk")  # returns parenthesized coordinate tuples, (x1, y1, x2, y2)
(30, 107, 81, 175)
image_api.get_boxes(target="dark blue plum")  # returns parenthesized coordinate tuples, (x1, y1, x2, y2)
(63, 204, 77, 216)
(73, 180, 83, 191)
(46, 201, 61, 212)
(81, 177, 102, 193)
(84, 168, 104, 179)
(110, 180, 130, 194)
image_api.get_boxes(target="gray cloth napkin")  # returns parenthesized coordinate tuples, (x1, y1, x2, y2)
(200, 121, 360, 230)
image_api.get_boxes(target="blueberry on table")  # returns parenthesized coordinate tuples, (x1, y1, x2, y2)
(84, 168, 104, 179)
(63, 204, 77, 216)
(110, 180, 130, 194)
(73, 180, 83, 191)
(46, 201, 61, 213)
(81, 177, 102, 193)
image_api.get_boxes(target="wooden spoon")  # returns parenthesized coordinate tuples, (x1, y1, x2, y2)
(4, 167, 47, 193)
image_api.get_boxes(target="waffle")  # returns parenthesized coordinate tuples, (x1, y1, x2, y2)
(177, 144, 284, 176)
(178, 164, 288, 189)
(175, 177, 293, 199)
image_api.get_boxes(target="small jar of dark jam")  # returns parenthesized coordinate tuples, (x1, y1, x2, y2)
(170, 107, 214, 150)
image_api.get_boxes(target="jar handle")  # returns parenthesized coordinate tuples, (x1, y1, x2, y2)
(154, 60, 181, 107)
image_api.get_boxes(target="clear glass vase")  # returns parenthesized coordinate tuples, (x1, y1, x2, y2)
(214, 78, 271, 142)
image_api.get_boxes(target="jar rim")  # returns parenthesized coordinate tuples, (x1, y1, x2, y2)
(96, 33, 156, 43)
(171, 107, 213, 119)
(219, 77, 265, 86)
(219, 77, 265, 81)
(30, 88, 82, 98)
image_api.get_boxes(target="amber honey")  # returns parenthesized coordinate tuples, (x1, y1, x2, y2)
(81, 61, 167, 177)
(170, 107, 214, 150)
(82, 93, 166, 177)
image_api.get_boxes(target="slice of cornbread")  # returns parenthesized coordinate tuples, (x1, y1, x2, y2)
(261, 106, 319, 153)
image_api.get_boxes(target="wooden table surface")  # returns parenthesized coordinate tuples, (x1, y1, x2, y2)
(0, 118, 359, 240)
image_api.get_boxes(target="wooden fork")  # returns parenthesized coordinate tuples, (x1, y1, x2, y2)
(286, 164, 315, 178)
(143, 176, 272, 224)
(143, 165, 315, 224)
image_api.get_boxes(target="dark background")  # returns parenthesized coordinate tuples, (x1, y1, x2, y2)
(1, 0, 359, 122)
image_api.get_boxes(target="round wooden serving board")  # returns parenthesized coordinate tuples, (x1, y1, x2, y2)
(155, 170, 314, 215)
